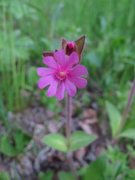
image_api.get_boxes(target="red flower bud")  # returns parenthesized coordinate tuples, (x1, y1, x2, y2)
(61, 35, 85, 61)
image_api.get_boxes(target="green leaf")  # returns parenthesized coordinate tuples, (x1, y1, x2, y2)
(78, 166, 88, 177)
(42, 134, 67, 152)
(105, 101, 122, 137)
(39, 171, 53, 180)
(0, 171, 10, 180)
(0, 129, 31, 157)
(58, 172, 75, 180)
(69, 131, 96, 152)
(119, 129, 135, 139)
(0, 135, 16, 157)
(84, 157, 106, 180)
(13, 129, 31, 152)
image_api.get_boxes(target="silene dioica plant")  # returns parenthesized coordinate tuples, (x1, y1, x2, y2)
(37, 36, 96, 178)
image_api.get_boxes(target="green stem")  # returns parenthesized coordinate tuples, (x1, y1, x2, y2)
(66, 95, 78, 179)
(121, 79, 135, 129)
(66, 95, 72, 144)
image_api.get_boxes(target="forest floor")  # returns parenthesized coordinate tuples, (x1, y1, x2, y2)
(0, 88, 110, 179)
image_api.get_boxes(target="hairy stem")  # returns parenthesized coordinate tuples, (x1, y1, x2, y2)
(66, 95, 78, 179)
(66, 95, 72, 142)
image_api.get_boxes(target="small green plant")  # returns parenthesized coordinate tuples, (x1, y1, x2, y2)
(39, 171, 53, 180)
(80, 146, 135, 180)
(0, 128, 31, 157)
(105, 79, 135, 140)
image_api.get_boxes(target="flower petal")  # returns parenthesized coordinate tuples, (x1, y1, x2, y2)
(46, 79, 58, 97)
(38, 76, 53, 89)
(54, 49, 66, 65)
(67, 52, 79, 68)
(65, 79, 77, 96)
(69, 77, 87, 89)
(70, 65, 88, 77)
(56, 82, 65, 100)
(43, 56, 57, 68)
(37, 67, 54, 77)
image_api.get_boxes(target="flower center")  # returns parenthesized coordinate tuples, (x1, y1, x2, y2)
(59, 71, 66, 77)
(56, 71, 67, 80)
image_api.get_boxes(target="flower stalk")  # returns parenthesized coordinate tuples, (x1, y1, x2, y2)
(66, 94, 72, 144)
(66, 95, 78, 179)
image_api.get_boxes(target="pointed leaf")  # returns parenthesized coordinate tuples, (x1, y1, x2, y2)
(69, 131, 96, 152)
(106, 101, 122, 137)
(42, 133, 67, 152)
(119, 129, 135, 139)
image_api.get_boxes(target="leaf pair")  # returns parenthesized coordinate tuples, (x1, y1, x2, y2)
(42, 131, 96, 153)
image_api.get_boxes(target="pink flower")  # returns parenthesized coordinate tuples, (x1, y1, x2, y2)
(37, 49, 88, 100)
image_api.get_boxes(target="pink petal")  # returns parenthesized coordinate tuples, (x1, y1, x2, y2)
(67, 52, 79, 68)
(56, 82, 65, 100)
(65, 79, 77, 96)
(46, 79, 58, 97)
(69, 77, 87, 89)
(54, 49, 66, 65)
(37, 67, 54, 77)
(43, 56, 57, 68)
(70, 65, 88, 77)
(38, 76, 53, 89)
